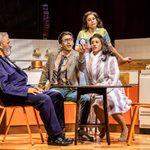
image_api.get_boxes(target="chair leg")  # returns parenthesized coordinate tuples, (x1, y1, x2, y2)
(33, 108, 44, 143)
(2, 107, 16, 142)
(94, 117, 98, 138)
(22, 107, 34, 145)
(127, 105, 139, 146)
(129, 106, 135, 141)
(0, 108, 6, 125)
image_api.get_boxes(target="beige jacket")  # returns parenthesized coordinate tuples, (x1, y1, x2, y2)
(38, 50, 86, 89)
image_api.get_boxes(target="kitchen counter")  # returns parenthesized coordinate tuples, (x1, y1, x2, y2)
(139, 70, 150, 129)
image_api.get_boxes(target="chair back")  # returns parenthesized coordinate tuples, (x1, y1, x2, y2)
(120, 72, 129, 86)
(0, 98, 5, 107)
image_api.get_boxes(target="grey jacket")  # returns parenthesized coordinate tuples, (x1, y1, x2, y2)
(38, 50, 86, 89)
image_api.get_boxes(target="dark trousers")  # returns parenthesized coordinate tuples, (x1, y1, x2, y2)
(51, 88, 91, 125)
(1, 90, 64, 137)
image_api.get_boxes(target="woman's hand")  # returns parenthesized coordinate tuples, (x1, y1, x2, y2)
(122, 57, 132, 63)
(27, 87, 44, 95)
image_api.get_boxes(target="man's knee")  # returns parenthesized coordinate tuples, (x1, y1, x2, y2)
(47, 89, 64, 101)
(34, 94, 51, 109)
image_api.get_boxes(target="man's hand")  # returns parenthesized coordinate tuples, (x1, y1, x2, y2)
(27, 87, 44, 95)
(78, 44, 86, 60)
(79, 44, 86, 54)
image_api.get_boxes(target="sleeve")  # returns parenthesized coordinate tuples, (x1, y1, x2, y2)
(78, 56, 86, 72)
(98, 57, 120, 93)
(107, 57, 120, 85)
(75, 31, 82, 47)
(73, 51, 86, 72)
(38, 56, 50, 89)
(0, 63, 29, 97)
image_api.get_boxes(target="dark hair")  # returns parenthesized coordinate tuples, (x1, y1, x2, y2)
(82, 11, 104, 31)
(89, 33, 114, 61)
(58, 31, 73, 44)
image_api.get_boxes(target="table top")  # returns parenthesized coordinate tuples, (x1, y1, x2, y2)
(51, 84, 132, 89)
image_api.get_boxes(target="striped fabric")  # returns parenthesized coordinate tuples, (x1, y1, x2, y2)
(86, 51, 132, 115)
(57, 55, 67, 83)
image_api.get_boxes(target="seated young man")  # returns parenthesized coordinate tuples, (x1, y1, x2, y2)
(38, 31, 94, 141)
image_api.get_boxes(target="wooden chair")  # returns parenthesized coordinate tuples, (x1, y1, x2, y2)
(0, 104, 44, 145)
(124, 70, 150, 145)
(127, 103, 150, 145)
(119, 72, 136, 144)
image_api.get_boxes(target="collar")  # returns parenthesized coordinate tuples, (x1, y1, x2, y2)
(60, 49, 73, 58)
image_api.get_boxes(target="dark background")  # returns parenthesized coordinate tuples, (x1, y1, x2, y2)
(0, 0, 149, 44)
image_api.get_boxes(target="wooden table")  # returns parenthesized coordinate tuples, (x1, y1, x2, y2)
(76, 85, 110, 145)
(51, 85, 131, 145)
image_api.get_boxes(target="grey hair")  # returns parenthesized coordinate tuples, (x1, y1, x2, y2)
(0, 32, 8, 43)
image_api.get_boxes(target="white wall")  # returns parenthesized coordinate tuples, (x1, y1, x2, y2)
(115, 38, 150, 60)
(9, 39, 59, 69)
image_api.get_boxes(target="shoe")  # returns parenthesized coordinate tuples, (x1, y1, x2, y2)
(78, 130, 95, 142)
(48, 136, 73, 146)
(62, 135, 74, 144)
(99, 128, 105, 139)
(62, 130, 74, 143)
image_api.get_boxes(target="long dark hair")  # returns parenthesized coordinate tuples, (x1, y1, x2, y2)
(89, 33, 114, 61)
(82, 11, 103, 31)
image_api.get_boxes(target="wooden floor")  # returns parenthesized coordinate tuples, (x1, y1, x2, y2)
(0, 132, 150, 150)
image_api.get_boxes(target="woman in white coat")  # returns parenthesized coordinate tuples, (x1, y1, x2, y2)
(86, 33, 132, 142)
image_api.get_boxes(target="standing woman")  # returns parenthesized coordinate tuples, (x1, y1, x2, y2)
(75, 11, 131, 63)
(86, 33, 131, 142)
